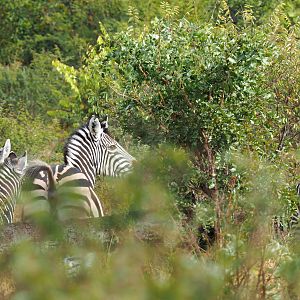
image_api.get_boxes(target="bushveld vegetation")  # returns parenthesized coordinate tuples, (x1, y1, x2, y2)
(1, 0, 300, 299)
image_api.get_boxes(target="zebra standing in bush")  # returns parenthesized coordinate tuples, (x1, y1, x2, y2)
(22, 115, 135, 221)
(0, 139, 27, 224)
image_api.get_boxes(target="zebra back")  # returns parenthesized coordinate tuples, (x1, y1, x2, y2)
(53, 164, 104, 220)
(0, 151, 27, 224)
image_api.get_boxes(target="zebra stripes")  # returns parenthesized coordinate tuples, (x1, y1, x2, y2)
(22, 164, 104, 221)
(21, 161, 57, 220)
(22, 115, 135, 222)
(64, 115, 135, 187)
(0, 139, 27, 224)
(297, 183, 300, 198)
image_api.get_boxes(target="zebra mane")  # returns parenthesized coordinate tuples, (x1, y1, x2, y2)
(24, 160, 51, 179)
(63, 115, 134, 183)
(63, 123, 87, 165)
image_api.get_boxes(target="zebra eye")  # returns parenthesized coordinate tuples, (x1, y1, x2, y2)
(108, 144, 117, 151)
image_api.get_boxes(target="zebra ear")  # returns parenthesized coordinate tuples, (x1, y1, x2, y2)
(88, 115, 103, 140)
(14, 152, 28, 174)
(101, 116, 109, 133)
(8, 151, 17, 160)
(0, 139, 11, 163)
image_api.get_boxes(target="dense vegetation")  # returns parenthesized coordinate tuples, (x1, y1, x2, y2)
(1, 0, 300, 298)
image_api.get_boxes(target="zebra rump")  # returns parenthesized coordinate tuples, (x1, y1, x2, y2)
(21, 163, 104, 222)
(21, 161, 57, 220)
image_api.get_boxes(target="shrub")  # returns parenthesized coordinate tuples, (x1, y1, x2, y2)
(0, 108, 65, 163)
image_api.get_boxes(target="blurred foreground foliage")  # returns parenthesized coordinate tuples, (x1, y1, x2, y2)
(1, 147, 300, 299)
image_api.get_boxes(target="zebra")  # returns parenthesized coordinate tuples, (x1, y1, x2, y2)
(0, 139, 27, 224)
(64, 115, 135, 185)
(21, 160, 57, 220)
(22, 115, 135, 222)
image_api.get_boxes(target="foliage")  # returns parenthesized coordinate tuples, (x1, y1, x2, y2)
(0, 53, 74, 119)
(0, 108, 65, 163)
(0, 0, 124, 66)
(0, 148, 298, 299)
(0, 0, 211, 66)
(53, 4, 300, 244)
(0, 0, 286, 66)
(54, 12, 280, 213)
(1, 1, 300, 299)
(264, 16, 300, 153)
(73, 8, 300, 158)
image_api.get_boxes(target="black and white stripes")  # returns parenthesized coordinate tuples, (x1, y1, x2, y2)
(22, 115, 135, 222)
(0, 139, 27, 224)
(64, 115, 135, 187)
(22, 164, 104, 221)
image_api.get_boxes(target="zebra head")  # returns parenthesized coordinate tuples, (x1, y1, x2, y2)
(0, 139, 11, 163)
(64, 115, 135, 186)
(6, 151, 28, 175)
(100, 115, 109, 134)
(0, 151, 27, 224)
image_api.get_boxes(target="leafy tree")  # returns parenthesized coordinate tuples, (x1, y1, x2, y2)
(0, 53, 75, 119)
(54, 2, 300, 242)
(0, 107, 64, 162)
(0, 0, 127, 65)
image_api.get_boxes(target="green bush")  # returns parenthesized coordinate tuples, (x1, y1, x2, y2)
(0, 0, 211, 66)
(0, 147, 297, 299)
(53, 5, 300, 243)
(0, 108, 65, 163)
(0, 53, 75, 120)
(1, 2, 300, 299)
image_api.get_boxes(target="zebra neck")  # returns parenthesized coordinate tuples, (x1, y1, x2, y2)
(64, 126, 100, 188)
(0, 166, 20, 224)
(65, 155, 97, 188)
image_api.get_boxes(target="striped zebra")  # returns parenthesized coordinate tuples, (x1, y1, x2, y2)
(64, 115, 134, 185)
(22, 115, 135, 222)
(0, 139, 27, 224)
